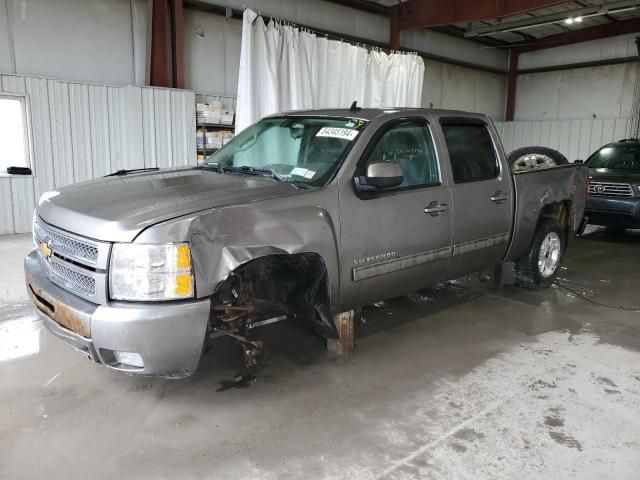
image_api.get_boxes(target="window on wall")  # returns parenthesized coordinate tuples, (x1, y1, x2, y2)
(0, 96, 31, 175)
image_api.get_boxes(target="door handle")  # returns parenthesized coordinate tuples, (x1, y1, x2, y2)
(424, 201, 448, 216)
(490, 191, 509, 203)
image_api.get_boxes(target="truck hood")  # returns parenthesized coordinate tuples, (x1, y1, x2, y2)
(37, 167, 302, 242)
(588, 168, 640, 184)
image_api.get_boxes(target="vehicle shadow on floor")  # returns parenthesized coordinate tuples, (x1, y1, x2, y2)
(192, 278, 522, 390)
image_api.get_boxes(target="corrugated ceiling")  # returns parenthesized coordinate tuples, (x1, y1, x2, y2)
(363, 0, 640, 44)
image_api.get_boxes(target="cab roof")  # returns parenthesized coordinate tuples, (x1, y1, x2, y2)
(274, 107, 491, 122)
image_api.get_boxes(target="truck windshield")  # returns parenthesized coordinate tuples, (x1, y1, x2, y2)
(203, 117, 366, 186)
(586, 144, 640, 172)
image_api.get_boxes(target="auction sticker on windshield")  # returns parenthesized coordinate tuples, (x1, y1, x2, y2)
(316, 127, 359, 141)
(290, 167, 317, 179)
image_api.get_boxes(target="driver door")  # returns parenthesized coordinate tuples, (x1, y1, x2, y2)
(338, 117, 453, 310)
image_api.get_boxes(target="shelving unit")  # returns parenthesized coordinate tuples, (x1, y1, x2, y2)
(195, 94, 237, 163)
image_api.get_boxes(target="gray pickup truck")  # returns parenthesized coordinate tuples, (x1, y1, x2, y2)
(25, 108, 588, 378)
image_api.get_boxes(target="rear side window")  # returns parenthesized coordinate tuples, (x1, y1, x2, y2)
(441, 123, 499, 183)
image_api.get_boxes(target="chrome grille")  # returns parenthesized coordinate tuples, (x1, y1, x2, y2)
(41, 256, 97, 298)
(588, 182, 634, 197)
(34, 218, 109, 303)
(35, 221, 99, 264)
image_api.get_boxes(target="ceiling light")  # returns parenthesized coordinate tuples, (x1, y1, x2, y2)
(564, 17, 574, 24)
(574, 16, 583, 23)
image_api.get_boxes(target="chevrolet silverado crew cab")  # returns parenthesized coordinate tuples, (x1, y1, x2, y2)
(25, 108, 588, 378)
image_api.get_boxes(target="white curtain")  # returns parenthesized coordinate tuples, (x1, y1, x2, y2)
(236, 9, 425, 132)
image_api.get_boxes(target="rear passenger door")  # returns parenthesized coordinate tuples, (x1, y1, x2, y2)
(438, 118, 513, 279)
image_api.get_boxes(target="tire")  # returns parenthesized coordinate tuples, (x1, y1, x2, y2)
(508, 146, 568, 172)
(515, 219, 565, 289)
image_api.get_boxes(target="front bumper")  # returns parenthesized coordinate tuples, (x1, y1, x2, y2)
(25, 249, 211, 378)
(586, 196, 640, 229)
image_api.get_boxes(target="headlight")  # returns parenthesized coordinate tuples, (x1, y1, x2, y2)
(109, 243, 194, 301)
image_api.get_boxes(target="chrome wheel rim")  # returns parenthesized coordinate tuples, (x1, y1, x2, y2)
(512, 154, 556, 171)
(538, 232, 561, 278)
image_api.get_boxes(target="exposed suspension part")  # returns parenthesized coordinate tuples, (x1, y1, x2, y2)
(207, 254, 338, 369)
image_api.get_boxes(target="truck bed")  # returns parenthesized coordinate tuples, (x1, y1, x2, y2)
(505, 164, 589, 262)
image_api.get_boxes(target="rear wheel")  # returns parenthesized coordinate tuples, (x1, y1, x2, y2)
(508, 146, 568, 172)
(515, 219, 565, 289)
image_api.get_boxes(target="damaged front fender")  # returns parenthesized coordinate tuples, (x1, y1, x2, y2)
(136, 188, 342, 310)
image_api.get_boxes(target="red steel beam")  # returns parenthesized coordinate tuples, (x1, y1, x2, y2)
(513, 16, 640, 53)
(149, 0, 171, 87)
(171, 0, 185, 89)
(505, 49, 519, 121)
(389, 5, 400, 49)
(397, 0, 570, 30)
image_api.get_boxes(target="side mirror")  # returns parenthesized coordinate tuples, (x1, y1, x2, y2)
(574, 159, 584, 164)
(355, 162, 403, 191)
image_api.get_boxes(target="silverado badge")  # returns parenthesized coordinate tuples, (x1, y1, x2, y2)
(39, 241, 52, 259)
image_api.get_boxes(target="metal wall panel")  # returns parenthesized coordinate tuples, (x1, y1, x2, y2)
(48, 79, 74, 187)
(11, 177, 34, 233)
(153, 89, 174, 169)
(2, 0, 144, 86)
(122, 86, 145, 171)
(88, 85, 112, 178)
(0, 179, 15, 235)
(141, 88, 157, 169)
(0, 74, 196, 235)
(496, 117, 630, 161)
(515, 64, 636, 121)
(107, 86, 125, 173)
(26, 77, 56, 200)
(69, 83, 94, 182)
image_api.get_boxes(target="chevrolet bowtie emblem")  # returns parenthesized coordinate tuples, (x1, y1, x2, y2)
(39, 241, 52, 259)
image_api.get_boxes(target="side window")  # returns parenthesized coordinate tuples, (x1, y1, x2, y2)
(441, 123, 499, 183)
(363, 122, 440, 189)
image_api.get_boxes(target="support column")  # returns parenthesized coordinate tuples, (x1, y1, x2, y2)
(148, 0, 171, 87)
(389, 5, 400, 50)
(171, 0, 185, 89)
(506, 48, 519, 121)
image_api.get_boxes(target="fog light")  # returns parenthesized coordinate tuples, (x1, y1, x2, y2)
(114, 351, 144, 368)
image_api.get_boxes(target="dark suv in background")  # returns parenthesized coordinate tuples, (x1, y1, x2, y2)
(584, 139, 640, 229)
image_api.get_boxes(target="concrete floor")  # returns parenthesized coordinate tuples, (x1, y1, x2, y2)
(1, 228, 640, 480)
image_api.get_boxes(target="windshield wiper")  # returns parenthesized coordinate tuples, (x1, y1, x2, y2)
(224, 165, 285, 182)
(105, 167, 159, 177)
(200, 164, 308, 188)
(198, 162, 224, 173)
(250, 167, 286, 182)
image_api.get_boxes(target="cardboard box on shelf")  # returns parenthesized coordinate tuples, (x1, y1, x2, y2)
(206, 131, 224, 149)
(221, 110, 235, 125)
(198, 110, 222, 125)
(221, 131, 234, 145)
(196, 128, 205, 149)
